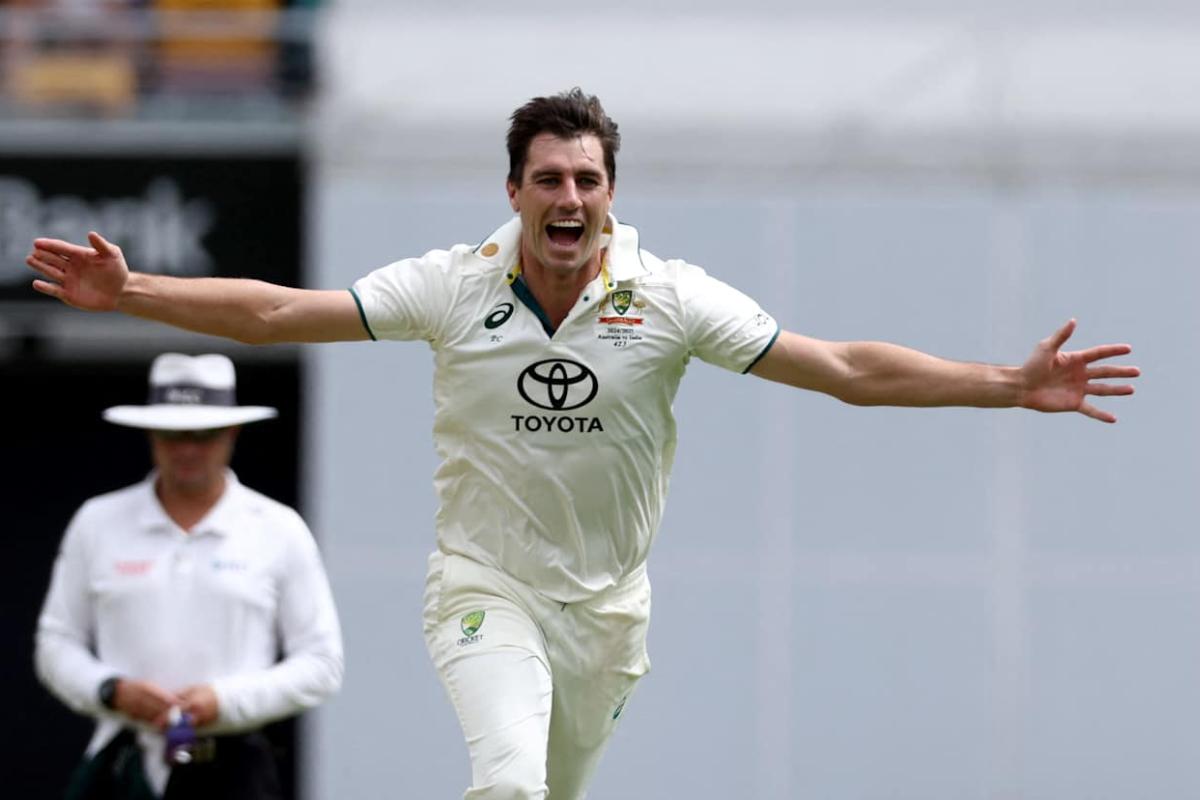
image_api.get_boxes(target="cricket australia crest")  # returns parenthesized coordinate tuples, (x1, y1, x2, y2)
(461, 610, 486, 637)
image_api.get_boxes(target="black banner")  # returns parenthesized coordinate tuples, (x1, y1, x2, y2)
(0, 155, 303, 302)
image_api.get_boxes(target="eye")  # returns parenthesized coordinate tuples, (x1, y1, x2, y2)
(537, 177, 559, 187)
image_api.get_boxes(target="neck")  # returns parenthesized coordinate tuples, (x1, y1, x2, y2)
(519, 247, 604, 329)
(156, 473, 226, 532)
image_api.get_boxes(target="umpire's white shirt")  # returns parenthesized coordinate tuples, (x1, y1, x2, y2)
(35, 471, 343, 791)
(352, 214, 779, 603)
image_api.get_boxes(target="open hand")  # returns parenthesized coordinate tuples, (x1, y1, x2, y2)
(26, 231, 128, 311)
(1019, 319, 1139, 423)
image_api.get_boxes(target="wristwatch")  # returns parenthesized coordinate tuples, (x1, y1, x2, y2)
(98, 676, 121, 710)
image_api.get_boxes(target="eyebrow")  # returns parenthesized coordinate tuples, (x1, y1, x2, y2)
(529, 166, 605, 181)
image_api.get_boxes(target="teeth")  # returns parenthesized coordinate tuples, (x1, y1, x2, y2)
(548, 220, 582, 228)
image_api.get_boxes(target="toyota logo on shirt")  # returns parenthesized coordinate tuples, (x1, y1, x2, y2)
(517, 359, 599, 411)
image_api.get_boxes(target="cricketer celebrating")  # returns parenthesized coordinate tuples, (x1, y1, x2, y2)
(27, 88, 1138, 799)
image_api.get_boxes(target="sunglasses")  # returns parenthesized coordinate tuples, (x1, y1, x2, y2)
(151, 428, 228, 442)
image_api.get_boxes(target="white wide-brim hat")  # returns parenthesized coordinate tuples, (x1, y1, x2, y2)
(103, 353, 278, 431)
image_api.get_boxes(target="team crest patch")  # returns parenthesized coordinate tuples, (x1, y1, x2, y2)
(597, 290, 647, 344)
(461, 610, 486, 637)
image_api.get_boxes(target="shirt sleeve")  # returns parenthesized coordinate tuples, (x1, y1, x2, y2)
(34, 507, 117, 718)
(209, 511, 344, 732)
(676, 261, 780, 374)
(350, 249, 457, 343)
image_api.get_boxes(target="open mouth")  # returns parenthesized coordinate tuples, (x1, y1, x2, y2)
(546, 220, 584, 247)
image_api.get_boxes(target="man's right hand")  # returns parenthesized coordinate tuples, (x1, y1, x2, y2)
(26, 231, 129, 311)
(111, 678, 182, 726)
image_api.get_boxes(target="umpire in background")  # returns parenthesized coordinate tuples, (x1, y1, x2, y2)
(34, 353, 343, 800)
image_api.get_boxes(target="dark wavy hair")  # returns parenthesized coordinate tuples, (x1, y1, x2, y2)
(506, 88, 620, 187)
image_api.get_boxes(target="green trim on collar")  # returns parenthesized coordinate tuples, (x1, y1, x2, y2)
(509, 277, 557, 338)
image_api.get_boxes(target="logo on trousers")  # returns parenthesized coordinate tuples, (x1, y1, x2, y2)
(517, 359, 598, 411)
(461, 610, 486, 637)
(458, 610, 486, 646)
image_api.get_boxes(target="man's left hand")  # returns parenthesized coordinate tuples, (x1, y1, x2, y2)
(1019, 319, 1139, 423)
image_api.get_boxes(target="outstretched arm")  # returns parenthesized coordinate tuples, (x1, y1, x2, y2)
(27, 232, 368, 344)
(750, 319, 1138, 423)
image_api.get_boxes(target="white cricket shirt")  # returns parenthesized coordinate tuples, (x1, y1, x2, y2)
(352, 214, 778, 602)
(35, 471, 343, 788)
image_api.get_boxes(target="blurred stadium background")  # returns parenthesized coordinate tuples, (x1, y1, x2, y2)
(3, 1, 1198, 798)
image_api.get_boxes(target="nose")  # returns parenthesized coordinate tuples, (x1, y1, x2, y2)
(557, 179, 582, 210)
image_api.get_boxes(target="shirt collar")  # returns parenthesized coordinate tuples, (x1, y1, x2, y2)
(473, 212, 651, 286)
(135, 469, 242, 537)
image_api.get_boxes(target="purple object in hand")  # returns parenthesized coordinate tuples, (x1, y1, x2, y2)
(164, 708, 197, 765)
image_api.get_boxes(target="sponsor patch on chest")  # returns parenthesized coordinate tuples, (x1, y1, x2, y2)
(513, 359, 605, 434)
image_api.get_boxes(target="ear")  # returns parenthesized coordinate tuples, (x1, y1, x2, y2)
(506, 180, 519, 212)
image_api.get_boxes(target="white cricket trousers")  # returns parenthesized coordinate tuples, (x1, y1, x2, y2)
(423, 551, 652, 800)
